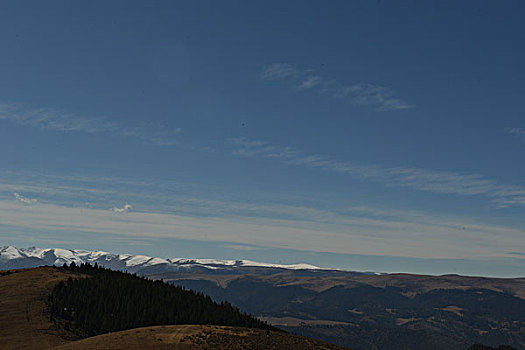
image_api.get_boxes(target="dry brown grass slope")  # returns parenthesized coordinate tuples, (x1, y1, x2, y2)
(0, 267, 80, 350)
(53, 324, 351, 350)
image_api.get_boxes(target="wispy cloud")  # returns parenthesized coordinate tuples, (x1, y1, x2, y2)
(260, 63, 412, 111)
(0, 199, 523, 261)
(119, 125, 181, 146)
(13, 192, 37, 204)
(299, 75, 323, 89)
(228, 137, 525, 207)
(506, 127, 525, 139)
(260, 63, 299, 80)
(1, 170, 524, 261)
(0, 170, 353, 223)
(222, 244, 262, 251)
(507, 251, 525, 257)
(112, 203, 132, 213)
(0, 103, 181, 146)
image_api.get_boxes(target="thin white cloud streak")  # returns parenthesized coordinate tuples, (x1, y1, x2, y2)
(111, 203, 132, 213)
(13, 192, 37, 204)
(0, 103, 181, 146)
(1, 170, 345, 222)
(260, 63, 412, 111)
(222, 244, 262, 251)
(299, 75, 323, 89)
(228, 137, 525, 207)
(0, 200, 523, 260)
(506, 127, 525, 139)
(260, 63, 299, 80)
(0, 176, 372, 224)
(1, 172, 524, 260)
(0, 103, 113, 133)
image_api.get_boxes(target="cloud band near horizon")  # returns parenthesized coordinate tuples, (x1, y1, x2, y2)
(228, 137, 525, 207)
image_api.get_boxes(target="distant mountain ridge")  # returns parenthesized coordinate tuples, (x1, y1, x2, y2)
(0, 245, 327, 273)
(2, 245, 524, 349)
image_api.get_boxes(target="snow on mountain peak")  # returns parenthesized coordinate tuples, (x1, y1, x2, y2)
(0, 246, 323, 272)
(0, 246, 23, 260)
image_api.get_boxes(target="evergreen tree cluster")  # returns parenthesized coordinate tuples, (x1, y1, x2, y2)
(47, 262, 277, 337)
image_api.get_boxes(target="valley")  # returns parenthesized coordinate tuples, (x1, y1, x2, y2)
(1, 246, 524, 350)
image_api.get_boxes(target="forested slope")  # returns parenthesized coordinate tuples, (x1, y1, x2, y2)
(47, 263, 276, 338)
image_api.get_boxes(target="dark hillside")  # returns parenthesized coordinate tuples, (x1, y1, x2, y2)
(169, 277, 525, 350)
(47, 263, 277, 338)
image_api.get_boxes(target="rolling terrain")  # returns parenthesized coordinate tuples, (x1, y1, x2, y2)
(2, 246, 524, 349)
(169, 275, 525, 350)
(0, 265, 351, 350)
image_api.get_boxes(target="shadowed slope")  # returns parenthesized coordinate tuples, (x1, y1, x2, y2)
(47, 263, 275, 337)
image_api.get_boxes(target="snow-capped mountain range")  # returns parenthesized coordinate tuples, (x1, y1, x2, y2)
(0, 246, 324, 274)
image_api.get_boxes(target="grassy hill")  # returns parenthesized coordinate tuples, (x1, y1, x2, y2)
(0, 266, 351, 349)
(0, 267, 80, 349)
(54, 324, 349, 350)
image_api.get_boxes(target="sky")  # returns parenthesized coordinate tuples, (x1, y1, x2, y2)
(0, 0, 524, 277)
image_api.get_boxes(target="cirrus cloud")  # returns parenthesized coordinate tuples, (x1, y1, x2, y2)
(228, 137, 525, 207)
(260, 63, 412, 112)
(0, 103, 181, 146)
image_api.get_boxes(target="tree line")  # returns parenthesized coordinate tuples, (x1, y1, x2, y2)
(47, 262, 277, 337)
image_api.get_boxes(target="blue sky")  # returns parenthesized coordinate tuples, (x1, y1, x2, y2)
(1, 0, 524, 276)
